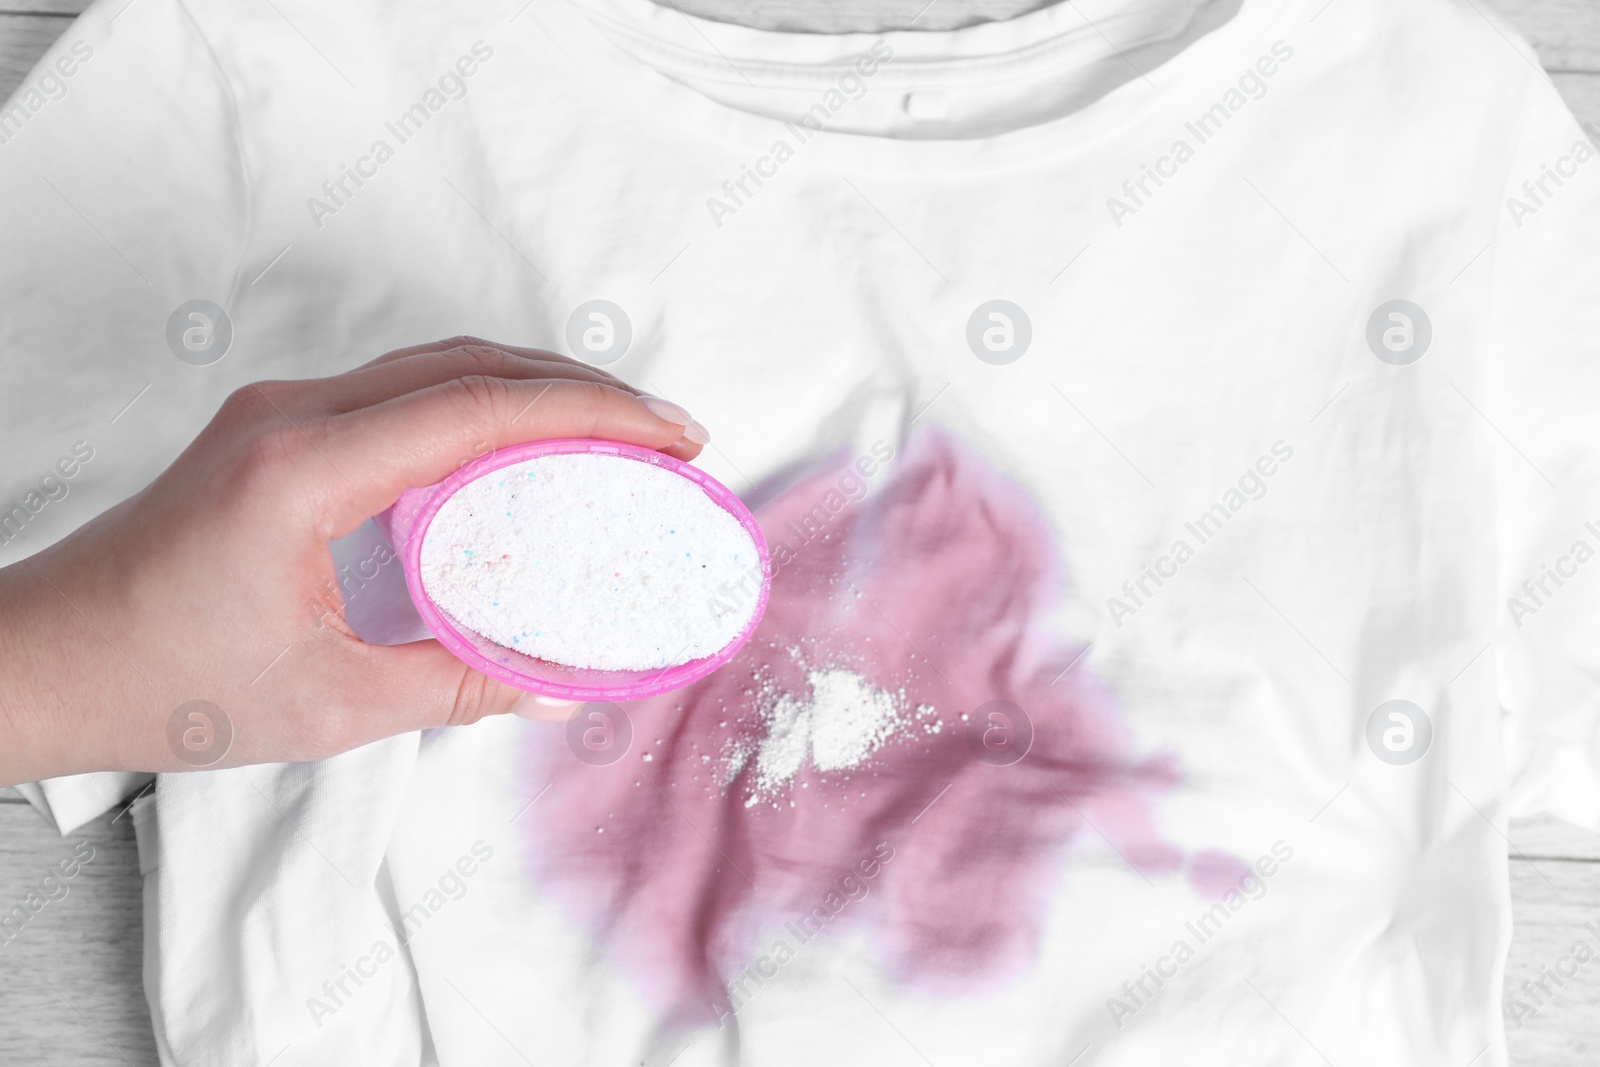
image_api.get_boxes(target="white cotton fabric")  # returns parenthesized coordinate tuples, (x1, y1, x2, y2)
(3, 0, 1600, 1062)
(28, 771, 153, 833)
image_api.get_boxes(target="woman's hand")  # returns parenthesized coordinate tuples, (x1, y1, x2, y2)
(0, 337, 709, 785)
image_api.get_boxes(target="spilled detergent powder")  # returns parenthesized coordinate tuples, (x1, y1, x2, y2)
(419, 453, 761, 671)
(725, 666, 938, 807)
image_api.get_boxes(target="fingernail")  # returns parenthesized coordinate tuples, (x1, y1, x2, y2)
(639, 395, 692, 427)
(680, 419, 711, 446)
(513, 694, 580, 720)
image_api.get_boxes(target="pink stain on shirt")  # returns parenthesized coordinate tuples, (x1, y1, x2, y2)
(522, 429, 1231, 1026)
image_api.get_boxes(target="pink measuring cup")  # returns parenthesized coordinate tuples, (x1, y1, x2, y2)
(373, 438, 771, 702)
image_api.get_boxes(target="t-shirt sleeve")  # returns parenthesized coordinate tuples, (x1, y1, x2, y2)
(0, 0, 248, 829)
(1485, 63, 1600, 830)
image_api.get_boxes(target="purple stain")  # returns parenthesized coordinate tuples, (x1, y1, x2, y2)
(523, 429, 1228, 1027)
(1186, 849, 1253, 901)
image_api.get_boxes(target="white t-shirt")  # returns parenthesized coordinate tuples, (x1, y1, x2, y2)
(4, 0, 1599, 1062)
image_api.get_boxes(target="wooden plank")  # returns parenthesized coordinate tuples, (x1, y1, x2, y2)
(0, 803, 157, 1066)
(1511, 813, 1600, 863)
(1506, 859, 1600, 1065)
(1493, 0, 1600, 72)
(1552, 71, 1600, 131)
(0, 13, 68, 102)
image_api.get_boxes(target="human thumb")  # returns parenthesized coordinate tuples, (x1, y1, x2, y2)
(359, 640, 579, 736)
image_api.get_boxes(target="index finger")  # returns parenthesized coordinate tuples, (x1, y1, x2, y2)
(303, 375, 701, 538)
(355, 336, 632, 392)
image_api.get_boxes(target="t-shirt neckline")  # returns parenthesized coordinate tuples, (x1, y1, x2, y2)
(534, 0, 1287, 176)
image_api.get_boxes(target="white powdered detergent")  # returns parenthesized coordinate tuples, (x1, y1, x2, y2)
(419, 453, 761, 671)
(724, 667, 940, 807)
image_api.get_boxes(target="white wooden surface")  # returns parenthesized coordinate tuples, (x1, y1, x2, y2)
(0, 792, 155, 1065)
(3, 1, 1600, 1064)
